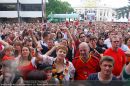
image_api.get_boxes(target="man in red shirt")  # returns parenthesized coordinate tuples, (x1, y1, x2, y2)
(74, 32, 87, 57)
(72, 42, 100, 80)
(104, 36, 126, 76)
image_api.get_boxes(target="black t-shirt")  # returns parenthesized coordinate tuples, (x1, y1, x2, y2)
(66, 47, 73, 62)
(89, 46, 102, 58)
(41, 44, 56, 57)
(41, 44, 48, 54)
(89, 44, 107, 54)
(96, 43, 108, 53)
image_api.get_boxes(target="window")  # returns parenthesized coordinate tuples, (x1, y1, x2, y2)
(100, 17, 102, 21)
(20, 4, 42, 11)
(0, 4, 17, 11)
(104, 11, 105, 16)
(100, 12, 102, 16)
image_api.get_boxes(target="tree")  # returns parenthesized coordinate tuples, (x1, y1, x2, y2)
(46, 0, 74, 16)
(115, 6, 130, 19)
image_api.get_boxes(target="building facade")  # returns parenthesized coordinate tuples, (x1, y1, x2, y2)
(73, 0, 116, 22)
(0, 0, 45, 22)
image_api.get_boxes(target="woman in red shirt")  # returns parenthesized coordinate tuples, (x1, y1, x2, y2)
(16, 46, 36, 80)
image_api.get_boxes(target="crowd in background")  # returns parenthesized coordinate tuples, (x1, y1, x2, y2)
(0, 21, 130, 85)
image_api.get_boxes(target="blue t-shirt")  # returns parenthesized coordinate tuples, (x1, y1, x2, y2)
(87, 73, 123, 86)
(88, 73, 118, 80)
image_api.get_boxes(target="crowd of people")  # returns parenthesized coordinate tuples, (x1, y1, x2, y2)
(0, 21, 130, 86)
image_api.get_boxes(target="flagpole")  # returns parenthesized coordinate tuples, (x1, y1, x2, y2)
(17, 0, 20, 23)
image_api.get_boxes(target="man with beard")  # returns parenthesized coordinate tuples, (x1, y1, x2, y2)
(72, 42, 100, 80)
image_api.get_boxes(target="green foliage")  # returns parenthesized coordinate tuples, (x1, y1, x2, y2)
(46, 0, 74, 16)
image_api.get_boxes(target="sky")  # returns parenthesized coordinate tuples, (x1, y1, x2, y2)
(61, 0, 129, 8)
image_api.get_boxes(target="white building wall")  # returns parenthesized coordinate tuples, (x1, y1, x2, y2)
(0, 11, 18, 17)
(0, 0, 45, 18)
(0, 0, 43, 4)
(20, 11, 42, 17)
(74, 7, 115, 22)
(96, 8, 100, 21)
(0, 0, 17, 3)
(19, 0, 42, 4)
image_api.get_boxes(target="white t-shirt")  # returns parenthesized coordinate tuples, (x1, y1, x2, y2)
(31, 55, 75, 81)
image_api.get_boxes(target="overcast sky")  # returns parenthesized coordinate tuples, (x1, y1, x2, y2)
(61, 0, 129, 8)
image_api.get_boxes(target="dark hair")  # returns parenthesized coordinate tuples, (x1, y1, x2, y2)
(26, 70, 47, 85)
(125, 37, 130, 44)
(89, 36, 97, 40)
(36, 31, 42, 40)
(37, 63, 52, 71)
(27, 70, 47, 80)
(100, 56, 115, 66)
(22, 29, 29, 37)
(21, 46, 32, 61)
(42, 31, 50, 38)
(79, 32, 85, 38)
(60, 38, 69, 46)
(56, 32, 63, 40)
(97, 36, 105, 44)
(98, 36, 105, 40)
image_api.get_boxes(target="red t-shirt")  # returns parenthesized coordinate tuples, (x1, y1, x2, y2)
(74, 49, 80, 58)
(18, 62, 36, 80)
(103, 48, 126, 76)
(72, 55, 100, 80)
(2, 55, 14, 61)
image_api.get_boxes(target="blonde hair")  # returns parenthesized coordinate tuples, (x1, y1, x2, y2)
(4, 45, 14, 51)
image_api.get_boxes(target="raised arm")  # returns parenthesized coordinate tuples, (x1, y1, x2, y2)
(45, 45, 57, 56)
(28, 29, 39, 47)
(64, 27, 75, 49)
